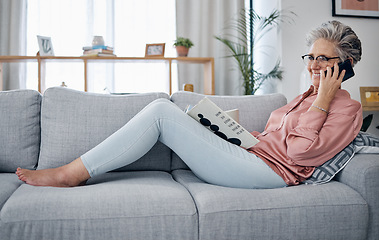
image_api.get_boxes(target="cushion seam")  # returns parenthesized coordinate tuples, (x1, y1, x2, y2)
(198, 202, 368, 215)
(1, 211, 198, 224)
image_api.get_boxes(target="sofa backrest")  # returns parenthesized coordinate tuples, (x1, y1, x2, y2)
(0, 90, 42, 172)
(0, 87, 288, 174)
(170, 91, 287, 170)
(37, 87, 172, 172)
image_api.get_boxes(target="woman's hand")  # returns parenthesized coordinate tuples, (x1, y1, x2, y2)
(311, 62, 345, 113)
(320, 62, 345, 102)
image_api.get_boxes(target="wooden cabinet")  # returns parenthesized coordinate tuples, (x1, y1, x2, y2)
(0, 56, 215, 94)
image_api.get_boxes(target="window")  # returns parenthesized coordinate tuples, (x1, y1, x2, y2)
(26, 0, 176, 93)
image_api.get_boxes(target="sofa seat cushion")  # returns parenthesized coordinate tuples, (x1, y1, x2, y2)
(0, 174, 23, 210)
(0, 90, 42, 172)
(0, 171, 198, 240)
(170, 91, 287, 170)
(38, 87, 171, 171)
(172, 170, 368, 240)
(336, 153, 379, 240)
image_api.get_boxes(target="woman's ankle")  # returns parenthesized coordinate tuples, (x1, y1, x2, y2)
(63, 158, 91, 186)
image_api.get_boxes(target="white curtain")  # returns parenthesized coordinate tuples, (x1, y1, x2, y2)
(176, 0, 245, 95)
(1, 0, 248, 94)
(26, 0, 176, 93)
(253, 0, 282, 95)
(0, 0, 27, 90)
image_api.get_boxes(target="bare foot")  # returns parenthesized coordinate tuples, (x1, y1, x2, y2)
(16, 158, 90, 187)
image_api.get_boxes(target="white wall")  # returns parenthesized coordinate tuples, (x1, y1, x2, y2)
(280, 0, 379, 136)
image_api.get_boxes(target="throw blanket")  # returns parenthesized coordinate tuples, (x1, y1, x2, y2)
(304, 132, 379, 185)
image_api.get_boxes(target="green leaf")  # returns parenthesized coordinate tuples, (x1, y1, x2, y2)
(361, 114, 373, 132)
(215, 8, 295, 95)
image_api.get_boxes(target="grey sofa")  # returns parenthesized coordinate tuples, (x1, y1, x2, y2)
(0, 87, 378, 240)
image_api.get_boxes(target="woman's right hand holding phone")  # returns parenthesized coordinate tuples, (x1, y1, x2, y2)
(312, 62, 346, 113)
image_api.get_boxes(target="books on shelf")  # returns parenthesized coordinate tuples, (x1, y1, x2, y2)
(186, 97, 259, 149)
(83, 45, 113, 51)
(82, 45, 116, 57)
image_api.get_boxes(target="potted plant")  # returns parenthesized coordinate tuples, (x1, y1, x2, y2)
(174, 37, 194, 57)
(215, 9, 294, 95)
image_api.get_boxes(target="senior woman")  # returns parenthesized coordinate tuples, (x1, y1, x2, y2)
(16, 20, 362, 189)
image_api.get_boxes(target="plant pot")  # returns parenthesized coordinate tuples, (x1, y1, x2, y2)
(176, 46, 189, 57)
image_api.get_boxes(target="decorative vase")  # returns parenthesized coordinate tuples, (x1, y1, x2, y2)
(176, 46, 189, 57)
(92, 36, 105, 46)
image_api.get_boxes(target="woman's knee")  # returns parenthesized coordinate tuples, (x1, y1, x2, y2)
(146, 98, 179, 115)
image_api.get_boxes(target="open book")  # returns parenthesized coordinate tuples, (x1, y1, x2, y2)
(186, 97, 259, 149)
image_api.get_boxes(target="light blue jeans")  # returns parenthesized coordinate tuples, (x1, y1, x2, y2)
(81, 98, 286, 189)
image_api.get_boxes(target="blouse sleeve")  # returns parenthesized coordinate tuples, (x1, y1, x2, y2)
(250, 131, 261, 137)
(285, 101, 362, 167)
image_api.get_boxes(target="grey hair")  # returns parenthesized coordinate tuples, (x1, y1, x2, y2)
(306, 20, 362, 66)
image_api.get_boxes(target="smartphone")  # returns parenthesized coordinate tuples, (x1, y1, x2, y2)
(325, 59, 355, 82)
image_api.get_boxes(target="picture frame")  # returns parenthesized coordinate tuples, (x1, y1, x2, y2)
(37, 35, 55, 56)
(332, 0, 379, 19)
(145, 43, 165, 57)
(360, 87, 379, 111)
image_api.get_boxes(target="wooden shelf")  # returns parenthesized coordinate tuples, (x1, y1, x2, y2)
(360, 87, 379, 111)
(0, 56, 215, 95)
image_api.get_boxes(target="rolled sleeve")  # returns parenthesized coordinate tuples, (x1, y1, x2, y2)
(286, 111, 327, 162)
(293, 111, 327, 139)
(286, 103, 361, 166)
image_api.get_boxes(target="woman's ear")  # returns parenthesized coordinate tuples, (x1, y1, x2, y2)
(348, 57, 354, 66)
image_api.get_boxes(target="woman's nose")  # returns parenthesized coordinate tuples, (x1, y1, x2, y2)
(310, 60, 320, 69)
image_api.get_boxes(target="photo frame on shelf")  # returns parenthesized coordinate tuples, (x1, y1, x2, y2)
(360, 87, 379, 111)
(145, 43, 165, 57)
(332, 0, 379, 18)
(37, 35, 55, 56)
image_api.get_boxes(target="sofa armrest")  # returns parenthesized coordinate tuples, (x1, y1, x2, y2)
(335, 153, 379, 240)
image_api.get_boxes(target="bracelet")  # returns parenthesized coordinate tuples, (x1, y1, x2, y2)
(311, 105, 328, 114)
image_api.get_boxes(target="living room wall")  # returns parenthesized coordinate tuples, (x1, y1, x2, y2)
(280, 0, 379, 136)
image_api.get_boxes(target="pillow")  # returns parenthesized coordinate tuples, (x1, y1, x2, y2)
(37, 87, 171, 172)
(303, 132, 379, 185)
(0, 90, 42, 172)
(354, 131, 379, 147)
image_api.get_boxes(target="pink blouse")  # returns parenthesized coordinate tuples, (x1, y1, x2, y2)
(248, 86, 362, 185)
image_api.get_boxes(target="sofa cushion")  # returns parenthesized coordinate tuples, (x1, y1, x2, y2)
(172, 169, 368, 240)
(0, 174, 23, 210)
(0, 171, 198, 240)
(170, 91, 287, 170)
(37, 87, 171, 171)
(0, 89, 41, 172)
(336, 153, 379, 240)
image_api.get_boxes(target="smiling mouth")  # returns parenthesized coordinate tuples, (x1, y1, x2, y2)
(313, 72, 321, 78)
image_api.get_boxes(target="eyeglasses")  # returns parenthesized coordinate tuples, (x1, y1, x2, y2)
(301, 54, 340, 67)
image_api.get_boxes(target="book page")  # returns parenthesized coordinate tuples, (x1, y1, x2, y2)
(187, 98, 259, 149)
